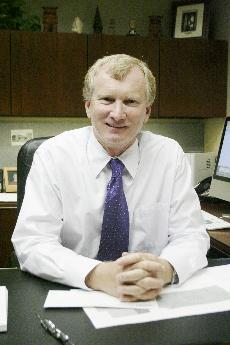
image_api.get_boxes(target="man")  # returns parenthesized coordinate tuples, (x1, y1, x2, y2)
(12, 54, 209, 302)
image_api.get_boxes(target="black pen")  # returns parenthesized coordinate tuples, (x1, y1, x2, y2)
(37, 314, 75, 345)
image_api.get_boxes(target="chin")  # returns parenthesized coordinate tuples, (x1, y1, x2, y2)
(96, 128, 134, 154)
(107, 139, 132, 155)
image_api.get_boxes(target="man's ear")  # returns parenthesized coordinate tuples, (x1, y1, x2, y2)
(144, 105, 151, 123)
(85, 101, 91, 119)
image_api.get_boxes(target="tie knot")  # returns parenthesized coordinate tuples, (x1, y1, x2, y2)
(109, 158, 125, 177)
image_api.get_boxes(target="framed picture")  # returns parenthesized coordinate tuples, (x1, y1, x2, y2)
(0, 169, 3, 192)
(172, 1, 209, 38)
(3, 167, 17, 193)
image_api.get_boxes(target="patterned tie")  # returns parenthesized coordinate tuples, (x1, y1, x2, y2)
(96, 158, 129, 261)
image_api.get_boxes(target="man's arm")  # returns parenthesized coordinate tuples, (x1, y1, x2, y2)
(159, 148, 210, 284)
(12, 147, 100, 289)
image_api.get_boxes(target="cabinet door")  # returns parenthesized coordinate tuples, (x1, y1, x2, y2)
(87, 34, 159, 117)
(159, 39, 227, 118)
(0, 206, 17, 267)
(0, 31, 11, 115)
(11, 32, 87, 116)
(209, 40, 228, 117)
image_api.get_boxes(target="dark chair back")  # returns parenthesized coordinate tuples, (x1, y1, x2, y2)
(17, 137, 51, 214)
(8, 137, 51, 267)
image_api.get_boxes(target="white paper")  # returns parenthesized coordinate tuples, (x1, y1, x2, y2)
(11, 129, 33, 146)
(202, 210, 230, 230)
(84, 265, 230, 328)
(0, 286, 8, 332)
(44, 289, 157, 309)
(0, 193, 17, 202)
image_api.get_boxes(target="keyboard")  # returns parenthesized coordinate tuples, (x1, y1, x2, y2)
(202, 210, 230, 230)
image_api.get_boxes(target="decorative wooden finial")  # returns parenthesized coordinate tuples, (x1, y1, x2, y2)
(42, 7, 58, 32)
(93, 5, 103, 33)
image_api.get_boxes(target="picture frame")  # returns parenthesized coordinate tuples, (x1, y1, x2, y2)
(0, 169, 3, 192)
(172, 0, 209, 38)
(3, 167, 17, 193)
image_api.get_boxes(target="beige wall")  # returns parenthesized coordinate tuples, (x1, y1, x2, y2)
(204, 0, 230, 154)
(0, 117, 204, 168)
(24, 0, 172, 37)
(204, 118, 225, 155)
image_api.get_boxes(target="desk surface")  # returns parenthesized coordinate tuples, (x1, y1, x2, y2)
(0, 265, 230, 345)
(201, 200, 230, 256)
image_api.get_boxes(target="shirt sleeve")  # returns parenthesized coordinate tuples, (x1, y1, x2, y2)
(159, 147, 210, 284)
(12, 146, 100, 289)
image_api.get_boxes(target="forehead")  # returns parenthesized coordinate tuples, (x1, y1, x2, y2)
(93, 66, 146, 96)
(95, 65, 145, 82)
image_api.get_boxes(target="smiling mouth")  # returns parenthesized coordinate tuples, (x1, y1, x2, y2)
(106, 123, 126, 129)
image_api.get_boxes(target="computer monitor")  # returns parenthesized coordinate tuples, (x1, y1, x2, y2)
(209, 117, 230, 203)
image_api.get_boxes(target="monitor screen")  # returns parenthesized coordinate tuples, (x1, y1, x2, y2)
(209, 117, 230, 202)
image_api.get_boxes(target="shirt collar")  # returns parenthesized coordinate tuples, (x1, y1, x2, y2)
(87, 128, 140, 179)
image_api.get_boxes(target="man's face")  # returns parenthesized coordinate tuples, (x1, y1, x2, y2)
(85, 66, 151, 157)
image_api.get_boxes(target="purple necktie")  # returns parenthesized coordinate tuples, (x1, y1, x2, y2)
(96, 158, 129, 261)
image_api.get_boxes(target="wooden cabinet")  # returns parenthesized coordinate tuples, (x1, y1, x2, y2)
(87, 34, 159, 117)
(0, 31, 11, 115)
(11, 32, 87, 116)
(202, 200, 230, 258)
(0, 202, 17, 267)
(209, 40, 228, 117)
(159, 39, 228, 118)
(0, 31, 227, 118)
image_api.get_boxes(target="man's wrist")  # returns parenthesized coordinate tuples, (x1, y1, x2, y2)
(85, 261, 122, 294)
(85, 263, 102, 290)
(158, 258, 174, 285)
(171, 267, 179, 285)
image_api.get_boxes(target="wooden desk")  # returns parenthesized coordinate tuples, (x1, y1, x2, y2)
(0, 201, 17, 267)
(0, 266, 230, 345)
(201, 200, 230, 257)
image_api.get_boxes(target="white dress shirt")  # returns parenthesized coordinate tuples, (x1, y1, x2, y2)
(12, 127, 210, 289)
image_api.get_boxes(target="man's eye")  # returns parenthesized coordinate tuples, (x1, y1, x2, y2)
(101, 98, 113, 104)
(125, 99, 137, 106)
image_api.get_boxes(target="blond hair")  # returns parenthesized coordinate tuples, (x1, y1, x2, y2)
(83, 54, 156, 105)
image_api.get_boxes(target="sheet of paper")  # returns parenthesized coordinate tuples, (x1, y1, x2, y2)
(0, 286, 8, 332)
(0, 193, 17, 202)
(44, 289, 157, 309)
(84, 265, 230, 328)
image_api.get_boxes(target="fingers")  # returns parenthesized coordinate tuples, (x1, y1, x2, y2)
(115, 252, 165, 301)
(127, 260, 164, 278)
(120, 288, 161, 302)
(117, 262, 164, 283)
(117, 252, 157, 268)
(136, 276, 164, 290)
(117, 276, 163, 294)
(117, 270, 164, 301)
(117, 268, 149, 283)
(117, 283, 146, 297)
(117, 282, 162, 301)
(117, 252, 166, 283)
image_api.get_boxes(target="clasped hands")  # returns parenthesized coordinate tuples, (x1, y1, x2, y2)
(86, 252, 173, 302)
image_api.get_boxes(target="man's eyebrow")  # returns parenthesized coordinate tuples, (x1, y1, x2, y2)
(97, 94, 113, 98)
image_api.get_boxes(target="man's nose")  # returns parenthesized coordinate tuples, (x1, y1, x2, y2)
(110, 102, 126, 120)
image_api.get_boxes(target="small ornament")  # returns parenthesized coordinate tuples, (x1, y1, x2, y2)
(42, 7, 58, 32)
(127, 19, 138, 36)
(72, 16, 83, 33)
(93, 5, 103, 33)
